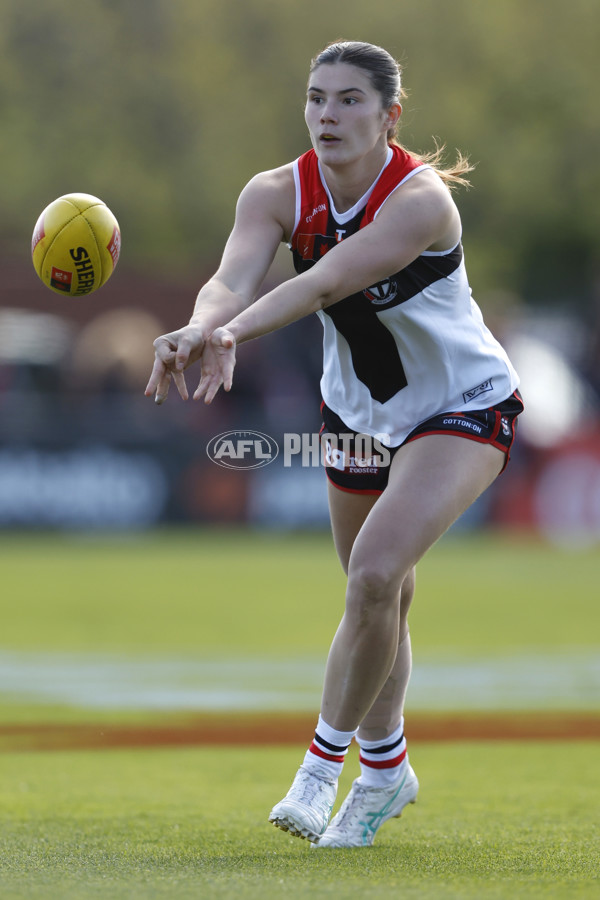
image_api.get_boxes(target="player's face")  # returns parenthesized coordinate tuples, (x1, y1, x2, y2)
(305, 63, 397, 167)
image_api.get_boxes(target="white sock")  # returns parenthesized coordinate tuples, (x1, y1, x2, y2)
(302, 715, 357, 781)
(357, 719, 408, 787)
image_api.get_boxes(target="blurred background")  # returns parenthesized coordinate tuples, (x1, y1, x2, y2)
(1, 0, 600, 544)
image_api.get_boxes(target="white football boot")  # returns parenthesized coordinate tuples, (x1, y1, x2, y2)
(269, 765, 337, 842)
(313, 764, 418, 848)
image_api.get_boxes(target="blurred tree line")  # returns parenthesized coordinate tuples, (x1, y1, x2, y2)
(1, 0, 598, 310)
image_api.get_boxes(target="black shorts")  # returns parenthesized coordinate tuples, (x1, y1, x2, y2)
(321, 390, 524, 495)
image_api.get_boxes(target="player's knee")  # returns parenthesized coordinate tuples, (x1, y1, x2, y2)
(347, 559, 404, 611)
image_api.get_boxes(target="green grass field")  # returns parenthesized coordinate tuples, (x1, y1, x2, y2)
(1, 744, 598, 899)
(0, 529, 598, 898)
(1, 528, 598, 657)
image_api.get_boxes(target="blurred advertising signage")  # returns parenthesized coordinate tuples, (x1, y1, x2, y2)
(0, 447, 167, 528)
(494, 430, 600, 546)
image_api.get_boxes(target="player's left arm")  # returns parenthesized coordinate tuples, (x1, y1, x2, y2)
(198, 171, 459, 402)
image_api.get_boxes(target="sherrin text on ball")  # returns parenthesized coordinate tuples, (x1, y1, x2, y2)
(31, 193, 121, 297)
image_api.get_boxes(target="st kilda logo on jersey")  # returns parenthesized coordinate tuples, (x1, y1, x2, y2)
(363, 277, 398, 305)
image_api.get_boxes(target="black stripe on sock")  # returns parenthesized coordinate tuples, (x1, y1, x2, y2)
(314, 731, 349, 754)
(360, 733, 405, 755)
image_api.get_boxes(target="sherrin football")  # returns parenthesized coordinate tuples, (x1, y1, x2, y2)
(31, 193, 121, 296)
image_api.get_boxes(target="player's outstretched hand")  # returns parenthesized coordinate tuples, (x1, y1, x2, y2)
(144, 323, 205, 405)
(193, 328, 237, 405)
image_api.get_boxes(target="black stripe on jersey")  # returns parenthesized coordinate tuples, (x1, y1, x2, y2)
(324, 295, 408, 402)
(323, 247, 463, 403)
(367, 245, 463, 311)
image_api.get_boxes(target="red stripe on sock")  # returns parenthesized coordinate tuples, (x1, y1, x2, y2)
(309, 742, 345, 764)
(359, 748, 407, 770)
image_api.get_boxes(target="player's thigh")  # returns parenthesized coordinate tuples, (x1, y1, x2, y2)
(348, 434, 505, 588)
(327, 481, 379, 574)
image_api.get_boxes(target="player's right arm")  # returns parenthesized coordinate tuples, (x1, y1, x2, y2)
(145, 165, 295, 404)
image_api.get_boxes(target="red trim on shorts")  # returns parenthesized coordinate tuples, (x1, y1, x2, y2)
(404, 429, 493, 447)
(490, 411, 502, 443)
(404, 429, 512, 473)
(359, 748, 407, 770)
(324, 469, 382, 495)
(321, 391, 523, 493)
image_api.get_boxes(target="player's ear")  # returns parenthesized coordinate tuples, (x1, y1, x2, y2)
(384, 102, 402, 131)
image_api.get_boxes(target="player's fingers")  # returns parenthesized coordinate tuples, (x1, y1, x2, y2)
(153, 370, 172, 406)
(172, 369, 189, 401)
(192, 367, 222, 404)
(192, 370, 213, 402)
(220, 335, 235, 350)
(221, 357, 235, 393)
(174, 335, 194, 372)
(192, 380, 206, 402)
(203, 375, 224, 405)
(144, 357, 168, 399)
(146, 334, 192, 404)
(212, 328, 235, 351)
(152, 334, 177, 362)
(216, 333, 236, 392)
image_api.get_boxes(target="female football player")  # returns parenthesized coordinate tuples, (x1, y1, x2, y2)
(146, 40, 523, 848)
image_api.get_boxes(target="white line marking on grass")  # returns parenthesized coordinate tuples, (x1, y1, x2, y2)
(0, 651, 598, 711)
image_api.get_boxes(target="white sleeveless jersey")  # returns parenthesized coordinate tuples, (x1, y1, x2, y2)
(290, 145, 520, 446)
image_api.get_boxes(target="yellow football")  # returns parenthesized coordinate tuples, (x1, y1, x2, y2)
(31, 193, 121, 296)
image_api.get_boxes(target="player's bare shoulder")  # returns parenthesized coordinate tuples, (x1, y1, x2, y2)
(237, 164, 296, 241)
(380, 167, 462, 252)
